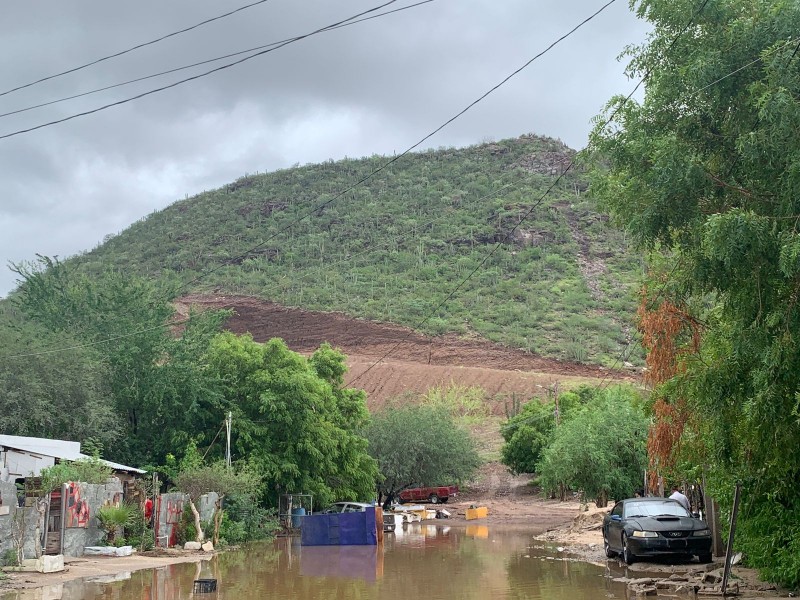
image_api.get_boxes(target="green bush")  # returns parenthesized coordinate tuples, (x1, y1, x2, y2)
(537, 386, 648, 506)
(220, 494, 278, 545)
(1, 548, 18, 567)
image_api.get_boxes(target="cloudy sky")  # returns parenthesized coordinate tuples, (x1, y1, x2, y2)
(0, 0, 650, 297)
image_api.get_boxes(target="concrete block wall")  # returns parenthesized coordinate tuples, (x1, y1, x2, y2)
(0, 480, 41, 560)
(62, 479, 124, 557)
(0, 479, 125, 559)
(155, 491, 218, 547)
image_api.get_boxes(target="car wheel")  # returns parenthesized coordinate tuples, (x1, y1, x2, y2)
(622, 533, 636, 565)
(603, 534, 615, 558)
(429, 494, 440, 504)
(698, 552, 712, 564)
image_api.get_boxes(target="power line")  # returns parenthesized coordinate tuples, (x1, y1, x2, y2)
(0, 0, 435, 121)
(0, 0, 274, 99)
(1, 0, 722, 365)
(173, 0, 619, 295)
(349, 0, 713, 387)
(0, 0, 407, 141)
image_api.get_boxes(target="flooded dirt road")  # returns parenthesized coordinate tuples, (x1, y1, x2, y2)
(1, 525, 628, 600)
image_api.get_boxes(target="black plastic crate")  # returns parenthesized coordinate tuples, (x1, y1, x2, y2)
(193, 579, 217, 593)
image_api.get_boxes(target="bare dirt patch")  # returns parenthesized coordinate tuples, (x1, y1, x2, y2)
(177, 294, 633, 404)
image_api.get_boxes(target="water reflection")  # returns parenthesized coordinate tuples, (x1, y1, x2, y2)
(0, 525, 627, 600)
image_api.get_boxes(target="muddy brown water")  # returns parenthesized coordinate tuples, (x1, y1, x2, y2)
(1, 525, 630, 600)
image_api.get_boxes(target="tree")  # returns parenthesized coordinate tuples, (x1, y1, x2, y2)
(0, 308, 118, 449)
(588, 0, 800, 585)
(175, 461, 260, 544)
(10, 256, 228, 466)
(365, 404, 481, 507)
(205, 334, 378, 508)
(537, 387, 648, 507)
(500, 389, 587, 475)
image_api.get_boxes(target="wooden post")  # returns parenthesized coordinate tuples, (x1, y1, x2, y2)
(702, 474, 725, 558)
(721, 482, 742, 596)
(375, 507, 384, 544)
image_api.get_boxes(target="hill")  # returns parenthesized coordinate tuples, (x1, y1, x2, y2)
(76, 134, 642, 366)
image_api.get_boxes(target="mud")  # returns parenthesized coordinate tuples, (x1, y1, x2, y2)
(177, 294, 634, 404)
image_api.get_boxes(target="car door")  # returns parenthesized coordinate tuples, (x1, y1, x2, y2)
(606, 502, 624, 550)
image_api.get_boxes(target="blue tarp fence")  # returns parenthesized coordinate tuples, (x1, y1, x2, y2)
(300, 507, 378, 546)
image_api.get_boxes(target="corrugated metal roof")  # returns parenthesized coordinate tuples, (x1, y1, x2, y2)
(0, 434, 145, 474)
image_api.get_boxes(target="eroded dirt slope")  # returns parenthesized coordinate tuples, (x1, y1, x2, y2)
(178, 294, 633, 404)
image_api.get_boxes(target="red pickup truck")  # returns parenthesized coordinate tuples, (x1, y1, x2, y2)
(398, 486, 458, 504)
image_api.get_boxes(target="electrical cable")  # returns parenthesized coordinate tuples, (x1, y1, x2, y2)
(0, 0, 275, 99)
(0, 0, 406, 141)
(172, 0, 618, 296)
(348, 0, 713, 387)
(1, 0, 724, 364)
(0, 0, 436, 120)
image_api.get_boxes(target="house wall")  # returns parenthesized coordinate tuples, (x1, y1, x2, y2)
(0, 449, 56, 481)
(155, 491, 218, 547)
(0, 479, 127, 559)
(0, 480, 41, 560)
(62, 480, 125, 556)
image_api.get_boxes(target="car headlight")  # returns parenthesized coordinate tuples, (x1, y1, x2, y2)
(692, 529, 712, 537)
(631, 530, 658, 538)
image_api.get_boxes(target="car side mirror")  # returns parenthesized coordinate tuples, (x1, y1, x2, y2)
(611, 515, 622, 522)
(692, 512, 700, 519)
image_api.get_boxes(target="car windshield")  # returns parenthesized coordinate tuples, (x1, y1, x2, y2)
(625, 501, 689, 518)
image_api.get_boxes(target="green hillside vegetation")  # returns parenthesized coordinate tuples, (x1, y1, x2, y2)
(73, 134, 642, 366)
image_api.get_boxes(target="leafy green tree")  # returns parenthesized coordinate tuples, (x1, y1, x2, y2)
(589, 0, 800, 584)
(205, 333, 378, 508)
(500, 389, 587, 475)
(537, 387, 648, 506)
(10, 256, 227, 465)
(365, 404, 481, 506)
(0, 308, 118, 448)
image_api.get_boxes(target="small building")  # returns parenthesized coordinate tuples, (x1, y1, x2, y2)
(0, 434, 145, 484)
(0, 434, 144, 557)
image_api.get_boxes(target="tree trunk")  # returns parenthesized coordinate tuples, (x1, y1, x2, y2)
(35, 496, 48, 558)
(188, 499, 204, 542)
(212, 496, 224, 547)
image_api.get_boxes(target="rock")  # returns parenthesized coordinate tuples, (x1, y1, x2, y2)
(202, 541, 214, 552)
(702, 569, 723, 584)
(184, 542, 202, 551)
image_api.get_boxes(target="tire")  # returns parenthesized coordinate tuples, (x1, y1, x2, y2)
(441, 497, 448, 504)
(603, 534, 615, 558)
(622, 533, 636, 565)
(429, 494, 440, 504)
(698, 553, 712, 564)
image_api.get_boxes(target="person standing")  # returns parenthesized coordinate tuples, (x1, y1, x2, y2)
(669, 485, 691, 511)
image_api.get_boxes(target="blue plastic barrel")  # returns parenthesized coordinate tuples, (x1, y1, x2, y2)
(291, 507, 306, 528)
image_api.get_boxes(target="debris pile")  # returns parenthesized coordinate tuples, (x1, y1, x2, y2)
(615, 567, 742, 597)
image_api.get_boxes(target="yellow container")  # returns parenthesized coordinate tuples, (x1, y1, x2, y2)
(465, 506, 488, 520)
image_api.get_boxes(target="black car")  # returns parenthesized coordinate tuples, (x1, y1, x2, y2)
(602, 498, 712, 565)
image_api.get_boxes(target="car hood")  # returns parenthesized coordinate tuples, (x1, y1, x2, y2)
(628, 516, 708, 531)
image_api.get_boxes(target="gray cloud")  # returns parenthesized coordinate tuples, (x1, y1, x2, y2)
(0, 0, 649, 296)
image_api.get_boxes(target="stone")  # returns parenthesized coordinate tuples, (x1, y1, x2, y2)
(201, 541, 214, 552)
(184, 541, 202, 551)
(36, 555, 64, 573)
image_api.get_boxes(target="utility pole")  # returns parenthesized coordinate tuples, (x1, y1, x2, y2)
(225, 411, 232, 470)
